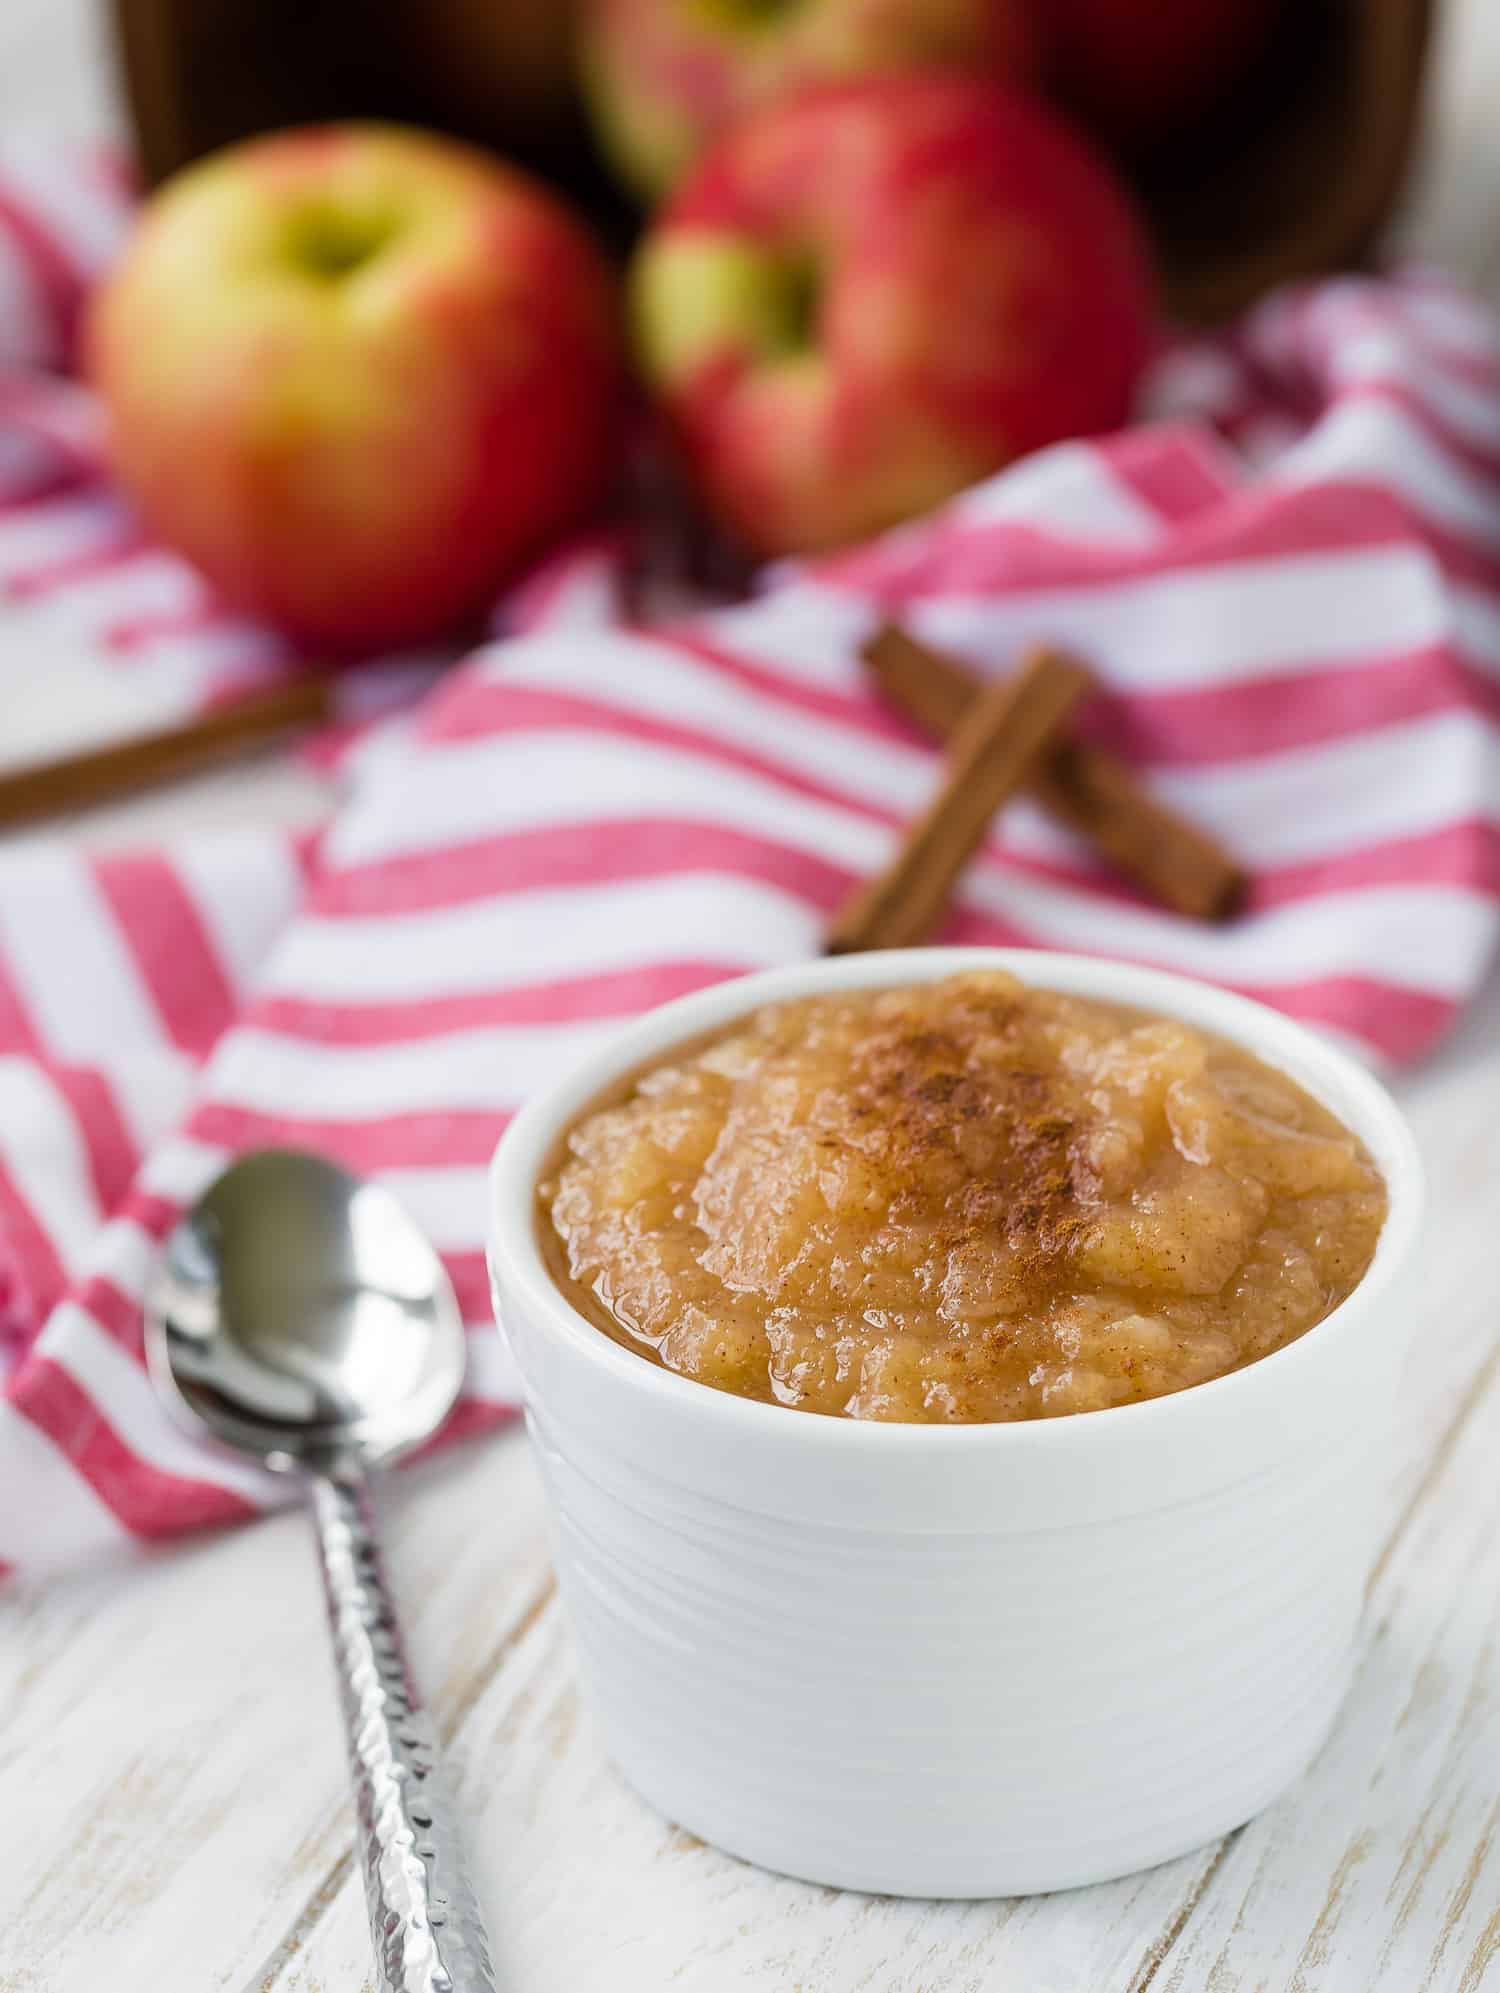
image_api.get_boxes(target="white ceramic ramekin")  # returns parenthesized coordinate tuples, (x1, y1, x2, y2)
(488, 949, 1424, 1898)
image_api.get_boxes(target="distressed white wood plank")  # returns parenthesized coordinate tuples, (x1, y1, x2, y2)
(0, 1429, 551, 1993)
(1147, 1359, 1500, 1993)
(263, 1563, 1225, 1993)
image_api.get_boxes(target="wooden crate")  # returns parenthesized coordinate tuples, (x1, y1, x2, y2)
(108, 0, 1434, 323)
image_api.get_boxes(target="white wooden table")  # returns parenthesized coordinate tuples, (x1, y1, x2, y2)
(6, 5, 1500, 1989)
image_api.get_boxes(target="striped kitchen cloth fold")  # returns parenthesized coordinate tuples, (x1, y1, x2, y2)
(5, 249, 1500, 1571)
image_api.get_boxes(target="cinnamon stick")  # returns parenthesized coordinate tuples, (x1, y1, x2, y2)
(861, 623, 1244, 921)
(0, 677, 336, 830)
(827, 646, 1090, 955)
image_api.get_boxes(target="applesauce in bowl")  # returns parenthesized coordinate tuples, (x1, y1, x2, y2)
(491, 949, 1420, 1896)
(538, 971, 1388, 1423)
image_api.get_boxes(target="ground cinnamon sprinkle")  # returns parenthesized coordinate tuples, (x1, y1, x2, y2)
(844, 1015, 1090, 1291)
(539, 971, 1388, 1423)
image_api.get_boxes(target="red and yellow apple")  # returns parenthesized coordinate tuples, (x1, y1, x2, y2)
(1049, 0, 1279, 152)
(86, 123, 624, 649)
(631, 75, 1155, 558)
(581, 0, 1039, 201)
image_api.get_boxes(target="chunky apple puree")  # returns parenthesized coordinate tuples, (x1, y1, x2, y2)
(538, 973, 1387, 1422)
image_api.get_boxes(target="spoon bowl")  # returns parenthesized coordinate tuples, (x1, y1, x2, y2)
(147, 1147, 465, 1471)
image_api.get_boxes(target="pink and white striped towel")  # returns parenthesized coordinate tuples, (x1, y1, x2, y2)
(3, 143, 1500, 1574)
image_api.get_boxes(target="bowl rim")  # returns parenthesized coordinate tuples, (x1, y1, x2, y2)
(487, 947, 1425, 1453)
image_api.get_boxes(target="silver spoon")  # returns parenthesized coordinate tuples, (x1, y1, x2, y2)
(145, 1147, 497, 1993)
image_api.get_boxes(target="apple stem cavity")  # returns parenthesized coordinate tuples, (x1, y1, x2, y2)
(768, 253, 821, 356)
(694, 0, 802, 29)
(283, 201, 399, 281)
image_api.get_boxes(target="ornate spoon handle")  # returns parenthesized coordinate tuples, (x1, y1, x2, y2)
(312, 1469, 497, 1993)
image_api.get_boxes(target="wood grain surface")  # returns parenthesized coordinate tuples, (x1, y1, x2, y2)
(4, 2, 1500, 1988)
